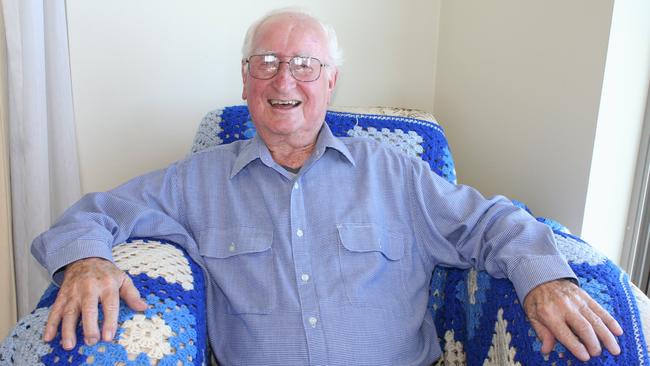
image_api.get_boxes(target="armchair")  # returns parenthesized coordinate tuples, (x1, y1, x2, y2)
(1, 105, 648, 365)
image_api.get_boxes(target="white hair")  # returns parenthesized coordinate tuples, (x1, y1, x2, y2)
(241, 7, 344, 68)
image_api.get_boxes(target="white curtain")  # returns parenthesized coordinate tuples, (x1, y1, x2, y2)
(2, 0, 81, 317)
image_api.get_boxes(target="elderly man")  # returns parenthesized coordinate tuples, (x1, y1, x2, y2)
(34, 9, 622, 366)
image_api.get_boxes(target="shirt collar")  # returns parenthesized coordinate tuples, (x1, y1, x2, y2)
(313, 123, 355, 166)
(229, 123, 355, 179)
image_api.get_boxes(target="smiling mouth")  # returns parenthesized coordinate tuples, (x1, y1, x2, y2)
(268, 99, 302, 109)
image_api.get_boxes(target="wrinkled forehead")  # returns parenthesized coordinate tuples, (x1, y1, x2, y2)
(251, 14, 329, 58)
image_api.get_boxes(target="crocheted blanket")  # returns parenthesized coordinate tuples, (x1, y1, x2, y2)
(0, 239, 207, 366)
(2, 105, 648, 365)
(431, 227, 649, 365)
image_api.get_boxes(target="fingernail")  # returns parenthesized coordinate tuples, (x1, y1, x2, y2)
(62, 339, 73, 349)
(85, 337, 97, 345)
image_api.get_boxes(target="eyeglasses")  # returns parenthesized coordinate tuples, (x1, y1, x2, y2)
(244, 54, 329, 82)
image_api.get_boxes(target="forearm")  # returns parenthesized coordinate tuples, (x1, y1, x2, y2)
(466, 200, 578, 302)
(410, 159, 577, 302)
(31, 164, 188, 283)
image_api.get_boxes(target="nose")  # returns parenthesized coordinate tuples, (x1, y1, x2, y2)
(271, 61, 296, 88)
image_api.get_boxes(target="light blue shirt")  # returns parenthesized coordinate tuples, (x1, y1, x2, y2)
(32, 124, 575, 366)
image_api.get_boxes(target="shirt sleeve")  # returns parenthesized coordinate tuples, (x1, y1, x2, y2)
(407, 157, 577, 303)
(31, 161, 193, 285)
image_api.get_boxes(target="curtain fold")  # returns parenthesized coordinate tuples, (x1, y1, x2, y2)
(2, 0, 81, 317)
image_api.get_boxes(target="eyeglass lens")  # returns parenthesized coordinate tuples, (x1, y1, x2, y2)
(248, 55, 323, 82)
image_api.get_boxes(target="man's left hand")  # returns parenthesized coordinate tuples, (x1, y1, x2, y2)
(524, 279, 623, 361)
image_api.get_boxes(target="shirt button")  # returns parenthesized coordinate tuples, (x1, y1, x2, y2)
(228, 243, 236, 252)
(308, 316, 318, 328)
(301, 273, 310, 282)
(296, 229, 304, 237)
(294, 182, 299, 190)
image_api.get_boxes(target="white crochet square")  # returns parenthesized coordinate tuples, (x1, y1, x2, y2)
(113, 241, 194, 290)
(347, 126, 425, 158)
(554, 234, 606, 266)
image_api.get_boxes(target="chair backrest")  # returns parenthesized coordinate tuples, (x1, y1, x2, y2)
(191, 105, 457, 184)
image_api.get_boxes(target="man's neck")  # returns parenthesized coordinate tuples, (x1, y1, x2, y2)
(258, 126, 323, 169)
(267, 142, 316, 169)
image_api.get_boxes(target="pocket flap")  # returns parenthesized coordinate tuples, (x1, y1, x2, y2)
(337, 223, 404, 260)
(199, 226, 273, 258)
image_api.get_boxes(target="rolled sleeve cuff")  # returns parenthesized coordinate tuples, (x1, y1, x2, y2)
(509, 255, 577, 304)
(47, 240, 114, 286)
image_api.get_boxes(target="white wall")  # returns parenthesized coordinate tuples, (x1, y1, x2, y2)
(69, 1, 635, 261)
(582, 0, 650, 264)
(434, 1, 614, 235)
(66, 0, 440, 193)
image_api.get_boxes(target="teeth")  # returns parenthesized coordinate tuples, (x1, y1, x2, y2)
(269, 99, 300, 106)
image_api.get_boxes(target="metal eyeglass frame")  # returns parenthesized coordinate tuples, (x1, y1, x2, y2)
(244, 54, 330, 82)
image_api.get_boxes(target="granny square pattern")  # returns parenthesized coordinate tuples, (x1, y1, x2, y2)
(0, 239, 207, 366)
(431, 229, 649, 365)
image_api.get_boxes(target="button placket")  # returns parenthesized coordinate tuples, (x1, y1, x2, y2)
(289, 175, 327, 364)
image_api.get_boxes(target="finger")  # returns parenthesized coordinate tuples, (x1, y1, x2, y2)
(588, 297, 623, 336)
(100, 290, 120, 342)
(43, 299, 64, 342)
(80, 296, 100, 345)
(546, 319, 590, 361)
(566, 310, 601, 357)
(529, 319, 557, 354)
(585, 301, 621, 355)
(60, 305, 80, 350)
(120, 276, 147, 311)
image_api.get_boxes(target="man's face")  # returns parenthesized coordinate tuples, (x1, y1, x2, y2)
(241, 15, 338, 143)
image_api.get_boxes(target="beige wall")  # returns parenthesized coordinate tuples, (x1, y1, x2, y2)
(0, 5, 17, 339)
(67, 2, 633, 261)
(66, 0, 440, 193)
(434, 1, 613, 235)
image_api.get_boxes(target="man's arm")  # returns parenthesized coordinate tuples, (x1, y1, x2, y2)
(407, 157, 622, 361)
(32, 162, 192, 349)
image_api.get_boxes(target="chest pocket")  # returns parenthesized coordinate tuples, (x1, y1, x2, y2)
(199, 226, 276, 314)
(337, 223, 412, 315)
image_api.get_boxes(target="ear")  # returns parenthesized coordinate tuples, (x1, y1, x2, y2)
(241, 61, 248, 100)
(326, 67, 339, 103)
(327, 67, 339, 91)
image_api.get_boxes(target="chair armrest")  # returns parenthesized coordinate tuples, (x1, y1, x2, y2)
(0, 238, 208, 365)
(431, 216, 650, 365)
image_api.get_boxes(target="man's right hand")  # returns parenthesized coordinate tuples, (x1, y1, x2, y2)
(42, 257, 148, 350)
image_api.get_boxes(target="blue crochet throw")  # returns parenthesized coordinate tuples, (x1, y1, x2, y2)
(0, 239, 207, 366)
(2, 105, 648, 365)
